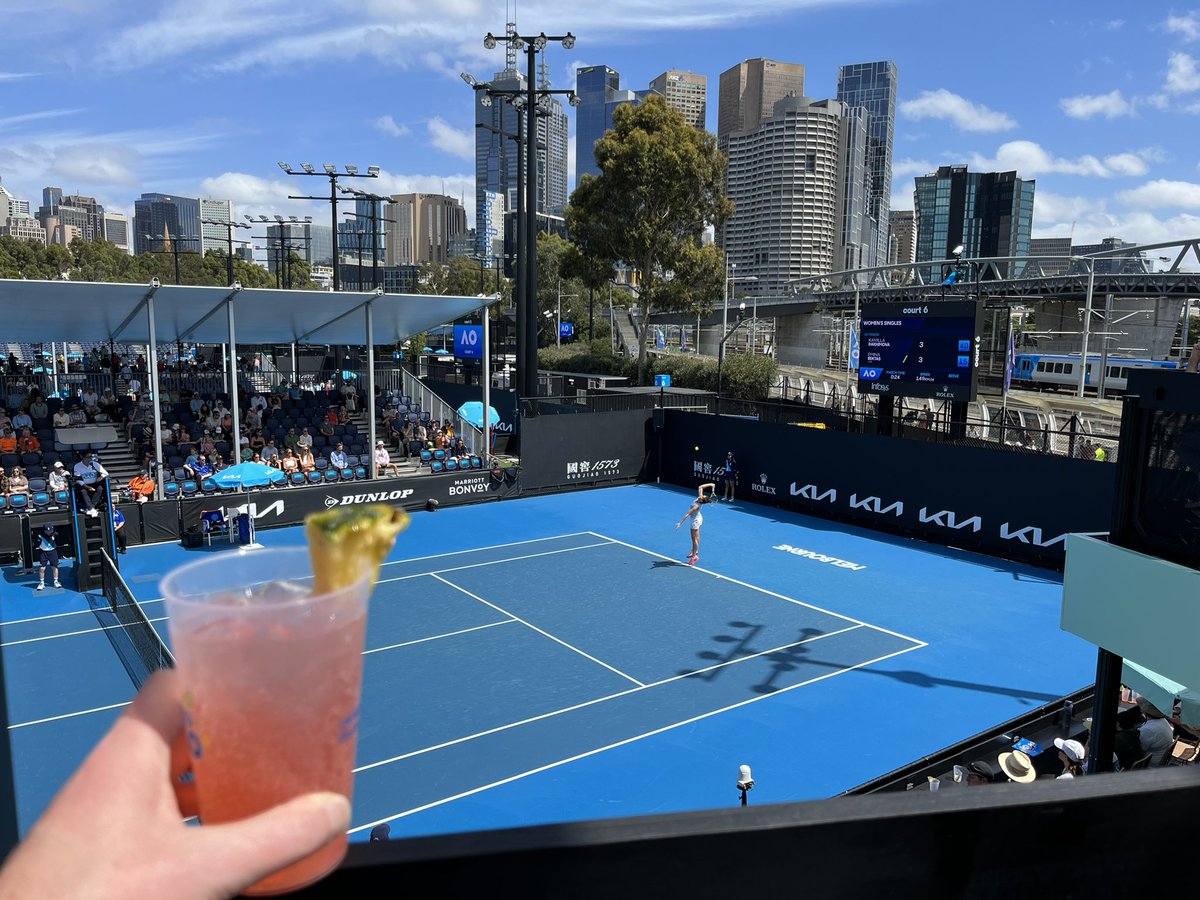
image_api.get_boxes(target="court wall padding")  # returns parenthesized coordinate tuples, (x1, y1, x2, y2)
(659, 410, 1114, 566)
(520, 410, 652, 492)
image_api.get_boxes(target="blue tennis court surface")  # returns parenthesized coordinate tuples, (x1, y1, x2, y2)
(1, 483, 1095, 839)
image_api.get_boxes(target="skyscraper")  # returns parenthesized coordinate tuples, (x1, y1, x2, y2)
(385, 193, 467, 266)
(914, 165, 1035, 276)
(265, 222, 333, 274)
(717, 58, 806, 146)
(104, 212, 132, 254)
(199, 198, 234, 256)
(723, 95, 866, 293)
(574, 65, 647, 184)
(338, 195, 386, 265)
(648, 69, 707, 129)
(133, 193, 201, 256)
(61, 193, 105, 242)
(889, 210, 916, 267)
(837, 60, 898, 269)
(474, 63, 568, 259)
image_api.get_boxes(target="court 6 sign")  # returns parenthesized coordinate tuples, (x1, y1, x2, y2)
(454, 325, 483, 359)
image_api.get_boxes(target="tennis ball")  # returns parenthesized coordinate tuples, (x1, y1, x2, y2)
(694, 445, 700, 451)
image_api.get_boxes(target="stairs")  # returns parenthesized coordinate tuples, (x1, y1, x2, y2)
(74, 510, 108, 592)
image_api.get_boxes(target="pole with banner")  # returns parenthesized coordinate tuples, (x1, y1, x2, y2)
(845, 287, 860, 392)
(1001, 311, 1015, 445)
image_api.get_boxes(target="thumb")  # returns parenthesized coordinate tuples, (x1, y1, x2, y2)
(190, 792, 351, 894)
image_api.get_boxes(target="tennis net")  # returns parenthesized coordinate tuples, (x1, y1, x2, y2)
(100, 550, 174, 687)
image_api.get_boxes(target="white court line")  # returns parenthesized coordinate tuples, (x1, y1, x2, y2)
(0, 616, 170, 648)
(363, 619, 516, 655)
(353, 623, 861, 775)
(431, 574, 645, 688)
(375, 541, 614, 585)
(9, 700, 132, 730)
(588, 531, 928, 647)
(378, 532, 596, 568)
(1, 598, 165, 627)
(349, 640, 924, 834)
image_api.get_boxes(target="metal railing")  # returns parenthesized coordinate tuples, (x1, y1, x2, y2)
(376, 368, 486, 457)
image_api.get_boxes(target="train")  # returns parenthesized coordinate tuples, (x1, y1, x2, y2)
(1010, 353, 1180, 393)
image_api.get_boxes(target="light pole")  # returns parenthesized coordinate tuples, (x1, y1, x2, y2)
(717, 302, 748, 405)
(556, 281, 579, 347)
(278, 162, 379, 291)
(200, 217, 252, 285)
(476, 28, 579, 401)
(248, 215, 311, 288)
(340, 189, 394, 291)
(142, 233, 199, 285)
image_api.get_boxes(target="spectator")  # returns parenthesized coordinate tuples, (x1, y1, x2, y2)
(7, 466, 29, 498)
(204, 407, 221, 434)
(192, 454, 214, 479)
(66, 403, 86, 426)
(341, 381, 357, 412)
(188, 393, 204, 416)
(318, 419, 335, 439)
(298, 447, 316, 473)
(1053, 738, 1085, 779)
(249, 430, 266, 454)
(280, 448, 299, 476)
(432, 429, 449, 451)
(112, 507, 127, 555)
(296, 427, 313, 451)
(127, 375, 141, 398)
(443, 420, 455, 441)
(198, 431, 216, 460)
(0, 466, 8, 495)
(184, 447, 202, 477)
(0, 410, 10, 432)
(324, 406, 339, 425)
(261, 439, 279, 465)
(374, 440, 398, 477)
(73, 450, 108, 517)
(249, 392, 267, 413)
(336, 406, 350, 426)
(52, 406, 70, 428)
(29, 396, 48, 420)
(0, 427, 16, 455)
(963, 760, 996, 786)
(283, 428, 300, 453)
(997, 749, 1038, 783)
(1136, 696, 1173, 766)
(11, 408, 32, 431)
(16, 428, 40, 456)
(244, 406, 261, 431)
(81, 386, 99, 410)
(450, 436, 468, 458)
(414, 421, 428, 445)
(127, 469, 155, 503)
(329, 442, 347, 470)
(47, 461, 69, 494)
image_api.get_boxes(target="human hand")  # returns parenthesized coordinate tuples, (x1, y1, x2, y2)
(0, 670, 350, 900)
(675, 522, 681, 528)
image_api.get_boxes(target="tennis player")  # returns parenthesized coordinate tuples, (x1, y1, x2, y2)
(676, 482, 716, 565)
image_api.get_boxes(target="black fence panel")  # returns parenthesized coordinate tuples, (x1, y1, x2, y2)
(521, 411, 652, 492)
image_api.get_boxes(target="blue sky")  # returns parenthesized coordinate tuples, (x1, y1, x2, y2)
(1, 0, 1199, 249)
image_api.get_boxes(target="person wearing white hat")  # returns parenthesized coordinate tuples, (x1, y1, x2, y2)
(997, 748, 1038, 783)
(374, 439, 398, 478)
(1053, 738, 1086, 779)
(1136, 696, 1174, 766)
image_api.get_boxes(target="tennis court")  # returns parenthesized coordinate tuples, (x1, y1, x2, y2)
(1, 483, 1096, 839)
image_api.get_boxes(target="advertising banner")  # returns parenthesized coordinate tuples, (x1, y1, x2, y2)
(659, 410, 1113, 566)
(521, 410, 651, 491)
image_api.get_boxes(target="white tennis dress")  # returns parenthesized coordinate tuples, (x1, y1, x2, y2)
(691, 508, 703, 531)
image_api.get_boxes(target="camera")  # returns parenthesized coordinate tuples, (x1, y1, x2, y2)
(150, 276, 161, 289)
(737, 764, 754, 792)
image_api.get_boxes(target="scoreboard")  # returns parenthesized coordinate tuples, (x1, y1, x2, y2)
(856, 300, 981, 402)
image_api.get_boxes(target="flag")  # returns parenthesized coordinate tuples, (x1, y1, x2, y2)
(681, 327, 688, 351)
(849, 325, 860, 369)
(656, 328, 665, 349)
(942, 270, 958, 286)
(1004, 325, 1016, 393)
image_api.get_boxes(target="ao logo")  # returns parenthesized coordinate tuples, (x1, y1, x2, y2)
(859, 368, 881, 380)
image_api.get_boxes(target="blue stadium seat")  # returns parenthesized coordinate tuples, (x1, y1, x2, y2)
(181, 480, 198, 498)
(469, 455, 483, 469)
(27, 477, 46, 493)
(9, 494, 28, 513)
(445, 458, 459, 471)
(0, 496, 8, 514)
(289, 472, 306, 487)
(53, 490, 70, 508)
(306, 471, 322, 485)
(323, 469, 339, 483)
(21, 452, 40, 469)
(430, 461, 444, 474)
(201, 478, 217, 494)
(353, 466, 367, 480)
(420, 450, 433, 466)
(339, 468, 354, 481)
(31, 491, 50, 511)
(433, 449, 446, 462)
(314, 456, 328, 470)
(163, 480, 180, 499)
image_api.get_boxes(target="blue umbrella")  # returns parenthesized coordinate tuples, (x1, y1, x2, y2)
(211, 461, 287, 490)
(457, 401, 501, 429)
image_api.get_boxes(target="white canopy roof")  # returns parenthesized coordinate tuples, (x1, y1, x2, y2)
(0, 279, 494, 345)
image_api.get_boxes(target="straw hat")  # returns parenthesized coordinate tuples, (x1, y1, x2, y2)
(1135, 696, 1167, 719)
(998, 749, 1037, 783)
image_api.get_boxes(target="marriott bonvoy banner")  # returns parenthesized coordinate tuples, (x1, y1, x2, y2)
(661, 410, 1114, 566)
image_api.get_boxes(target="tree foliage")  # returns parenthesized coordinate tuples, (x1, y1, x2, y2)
(567, 93, 733, 384)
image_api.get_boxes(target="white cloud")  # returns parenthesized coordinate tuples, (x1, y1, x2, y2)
(899, 89, 1017, 132)
(1103, 19, 1125, 31)
(0, 72, 37, 81)
(969, 140, 1151, 178)
(427, 117, 473, 159)
(1166, 12, 1200, 42)
(374, 115, 409, 138)
(1033, 188, 1200, 245)
(51, 144, 140, 186)
(1166, 52, 1200, 93)
(0, 108, 83, 129)
(1117, 179, 1200, 209)
(1060, 89, 1134, 119)
(892, 158, 934, 179)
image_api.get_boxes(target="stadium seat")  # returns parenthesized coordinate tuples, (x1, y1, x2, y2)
(0, 496, 8, 514)
(200, 478, 217, 494)
(21, 452, 40, 469)
(470, 455, 483, 469)
(0, 454, 18, 470)
(433, 449, 446, 462)
(323, 469, 339, 483)
(314, 457, 328, 471)
(9, 494, 28, 513)
(430, 461, 444, 474)
(181, 480, 198, 498)
(53, 490, 70, 508)
(306, 471, 322, 485)
(289, 472, 306, 487)
(339, 468, 354, 481)
(353, 466, 367, 480)
(31, 492, 50, 511)
(420, 450, 433, 465)
(445, 458, 459, 471)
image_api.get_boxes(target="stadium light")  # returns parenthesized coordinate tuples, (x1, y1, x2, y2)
(279, 161, 380, 291)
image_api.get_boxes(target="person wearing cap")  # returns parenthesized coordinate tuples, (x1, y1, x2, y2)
(36, 524, 61, 591)
(1053, 738, 1086, 779)
(47, 461, 68, 493)
(73, 450, 108, 518)
(374, 440, 398, 478)
(369, 823, 390, 842)
(1136, 696, 1174, 766)
(997, 748, 1038, 783)
(963, 760, 996, 786)
(112, 507, 127, 555)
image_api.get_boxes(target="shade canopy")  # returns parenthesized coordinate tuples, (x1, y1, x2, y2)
(210, 462, 287, 490)
(0, 279, 495, 345)
(1122, 659, 1200, 728)
(457, 402, 501, 429)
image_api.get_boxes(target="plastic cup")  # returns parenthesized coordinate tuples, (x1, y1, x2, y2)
(162, 547, 371, 896)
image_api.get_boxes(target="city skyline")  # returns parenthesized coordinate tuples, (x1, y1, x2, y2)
(1, 1, 1198, 253)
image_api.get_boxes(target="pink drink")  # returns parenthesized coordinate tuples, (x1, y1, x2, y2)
(162, 549, 371, 896)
